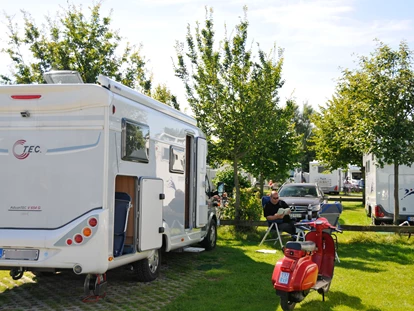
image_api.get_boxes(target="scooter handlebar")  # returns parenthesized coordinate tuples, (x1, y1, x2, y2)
(294, 218, 342, 233)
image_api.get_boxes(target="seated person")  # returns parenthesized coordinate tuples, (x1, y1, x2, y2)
(221, 192, 229, 207)
(263, 190, 296, 235)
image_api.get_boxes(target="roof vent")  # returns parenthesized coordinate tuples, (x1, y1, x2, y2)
(43, 70, 84, 84)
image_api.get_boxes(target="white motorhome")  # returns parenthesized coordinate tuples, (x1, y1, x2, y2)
(0, 72, 217, 297)
(364, 154, 414, 225)
(346, 164, 362, 184)
(309, 161, 341, 194)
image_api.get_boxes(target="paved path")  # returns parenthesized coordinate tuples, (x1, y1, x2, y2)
(0, 251, 205, 311)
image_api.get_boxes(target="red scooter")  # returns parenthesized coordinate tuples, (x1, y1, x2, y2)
(271, 217, 342, 311)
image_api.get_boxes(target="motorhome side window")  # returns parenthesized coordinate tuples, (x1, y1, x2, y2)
(121, 118, 149, 163)
(169, 146, 185, 174)
(318, 166, 325, 173)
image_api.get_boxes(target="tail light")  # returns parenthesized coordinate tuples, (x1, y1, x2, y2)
(11, 95, 41, 100)
(374, 205, 385, 217)
(88, 217, 98, 227)
(280, 255, 299, 271)
(334, 185, 338, 191)
(74, 234, 84, 244)
(57, 215, 99, 247)
(83, 227, 92, 237)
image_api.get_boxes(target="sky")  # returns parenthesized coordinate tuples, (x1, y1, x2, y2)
(1, 0, 413, 114)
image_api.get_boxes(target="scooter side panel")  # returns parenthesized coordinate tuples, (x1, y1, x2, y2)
(299, 264, 319, 290)
(319, 232, 336, 278)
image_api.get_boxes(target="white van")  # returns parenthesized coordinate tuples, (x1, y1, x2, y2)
(0, 72, 217, 297)
(364, 154, 414, 225)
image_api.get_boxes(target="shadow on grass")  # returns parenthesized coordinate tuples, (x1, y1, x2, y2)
(297, 290, 382, 311)
(0, 240, 390, 311)
(160, 243, 373, 311)
(338, 239, 414, 272)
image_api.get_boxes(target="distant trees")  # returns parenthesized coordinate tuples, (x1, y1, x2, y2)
(292, 101, 316, 172)
(1, 1, 179, 109)
(311, 94, 363, 171)
(174, 7, 300, 220)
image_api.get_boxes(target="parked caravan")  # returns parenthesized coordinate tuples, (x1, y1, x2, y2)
(364, 154, 414, 225)
(346, 165, 362, 183)
(309, 161, 341, 194)
(346, 164, 362, 188)
(0, 72, 217, 298)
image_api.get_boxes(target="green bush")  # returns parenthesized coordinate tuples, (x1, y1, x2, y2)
(220, 188, 262, 223)
(213, 167, 251, 197)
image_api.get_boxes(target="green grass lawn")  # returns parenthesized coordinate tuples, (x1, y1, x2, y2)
(160, 202, 414, 311)
(1, 202, 413, 311)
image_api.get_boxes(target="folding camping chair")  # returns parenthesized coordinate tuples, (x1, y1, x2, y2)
(259, 196, 303, 248)
(319, 202, 342, 262)
(113, 192, 132, 257)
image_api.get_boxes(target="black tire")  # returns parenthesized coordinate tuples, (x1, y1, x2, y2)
(366, 206, 371, 217)
(10, 270, 24, 280)
(280, 296, 296, 311)
(200, 218, 217, 251)
(371, 215, 380, 225)
(135, 249, 161, 282)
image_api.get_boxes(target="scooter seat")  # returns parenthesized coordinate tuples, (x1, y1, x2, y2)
(285, 241, 316, 252)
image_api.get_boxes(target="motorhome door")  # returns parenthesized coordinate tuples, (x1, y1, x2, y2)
(195, 137, 208, 227)
(138, 177, 163, 252)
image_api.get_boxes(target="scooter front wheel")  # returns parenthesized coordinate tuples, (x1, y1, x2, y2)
(277, 290, 309, 311)
(280, 296, 296, 311)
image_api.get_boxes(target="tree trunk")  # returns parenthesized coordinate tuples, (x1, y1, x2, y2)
(259, 173, 264, 198)
(233, 159, 241, 222)
(394, 162, 399, 225)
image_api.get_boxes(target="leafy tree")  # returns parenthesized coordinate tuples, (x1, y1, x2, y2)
(314, 40, 414, 224)
(212, 167, 251, 197)
(174, 7, 296, 222)
(310, 94, 363, 171)
(356, 41, 414, 224)
(1, 1, 180, 110)
(243, 99, 301, 196)
(293, 101, 316, 172)
(152, 84, 180, 110)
